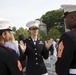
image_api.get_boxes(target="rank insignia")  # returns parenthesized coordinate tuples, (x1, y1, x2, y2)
(58, 41, 64, 58)
(39, 41, 44, 44)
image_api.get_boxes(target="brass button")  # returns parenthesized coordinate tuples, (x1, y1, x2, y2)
(36, 58, 38, 60)
(36, 63, 38, 65)
(35, 53, 37, 55)
(35, 48, 37, 50)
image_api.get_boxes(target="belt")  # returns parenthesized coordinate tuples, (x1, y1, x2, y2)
(69, 69, 76, 74)
(42, 73, 48, 75)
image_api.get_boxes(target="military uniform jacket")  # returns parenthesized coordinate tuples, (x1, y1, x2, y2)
(0, 43, 23, 75)
(56, 28, 76, 75)
(23, 37, 49, 75)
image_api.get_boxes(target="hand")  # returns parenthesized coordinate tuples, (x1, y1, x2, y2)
(19, 41, 26, 53)
(45, 40, 52, 49)
(56, 72, 58, 75)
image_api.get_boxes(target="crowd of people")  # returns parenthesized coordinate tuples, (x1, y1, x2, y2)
(0, 4, 76, 75)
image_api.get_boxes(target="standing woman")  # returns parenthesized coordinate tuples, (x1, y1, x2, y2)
(21, 20, 51, 75)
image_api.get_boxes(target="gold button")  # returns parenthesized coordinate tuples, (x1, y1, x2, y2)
(35, 53, 37, 55)
(36, 58, 38, 60)
(35, 48, 37, 50)
(36, 63, 38, 65)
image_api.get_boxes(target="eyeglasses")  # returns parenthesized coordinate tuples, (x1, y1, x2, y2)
(29, 28, 39, 30)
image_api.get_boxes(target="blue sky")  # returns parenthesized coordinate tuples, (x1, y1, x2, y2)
(0, 0, 76, 29)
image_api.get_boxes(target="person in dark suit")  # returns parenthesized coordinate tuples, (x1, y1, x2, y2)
(0, 18, 23, 75)
(18, 34, 26, 75)
(56, 5, 76, 75)
(18, 34, 26, 66)
(21, 20, 52, 75)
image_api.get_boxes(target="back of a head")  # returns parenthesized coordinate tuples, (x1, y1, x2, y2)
(18, 34, 25, 41)
(56, 38, 59, 42)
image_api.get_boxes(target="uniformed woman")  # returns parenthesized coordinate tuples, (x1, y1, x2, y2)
(20, 20, 51, 75)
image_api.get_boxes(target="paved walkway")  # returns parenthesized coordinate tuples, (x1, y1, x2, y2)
(44, 55, 57, 75)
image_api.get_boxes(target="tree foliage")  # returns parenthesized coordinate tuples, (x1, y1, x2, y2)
(39, 30, 47, 40)
(12, 26, 17, 32)
(41, 10, 64, 33)
(14, 27, 30, 40)
(47, 27, 61, 40)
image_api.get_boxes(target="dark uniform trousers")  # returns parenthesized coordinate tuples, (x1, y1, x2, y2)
(21, 37, 49, 75)
(56, 28, 76, 75)
(0, 43, 23, 75)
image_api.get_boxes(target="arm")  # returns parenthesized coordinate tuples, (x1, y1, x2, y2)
(41, 41, 49, 59)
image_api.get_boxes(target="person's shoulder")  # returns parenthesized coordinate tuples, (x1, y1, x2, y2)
(24, 37, 29, 41)
(0, 46, 6, 54)
(23, 37, 30, 43)
(64, 28, 76, 38)
(0, 44, 12, 58)
(25, 38, 29, 40)
(61, 28, 76, 36)
(5, 42, 14, 48)
(0, 44, 10, 52)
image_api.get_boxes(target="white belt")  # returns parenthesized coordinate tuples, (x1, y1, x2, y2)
(69, 69, 76, 74)
(42, 73, 48, 75)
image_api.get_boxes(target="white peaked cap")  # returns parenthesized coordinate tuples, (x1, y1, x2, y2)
(61, 5, 76, 13)
(0, 17, 12, 31)
(26, 20, 40, 28)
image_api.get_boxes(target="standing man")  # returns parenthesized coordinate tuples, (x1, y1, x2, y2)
(56, 5, 76, 75)
(0, 18, 23, 75)
(21, 20, 51, 75)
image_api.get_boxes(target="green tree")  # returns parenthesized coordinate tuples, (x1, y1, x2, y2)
(12, 26, 16, 32)
(14, 27, 29, 40)
(41, 10, 64, 34)
(47, 27, 61, 40)
(39, 30, 47, 40)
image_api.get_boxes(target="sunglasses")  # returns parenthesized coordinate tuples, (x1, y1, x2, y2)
(29, 28, 39, 30)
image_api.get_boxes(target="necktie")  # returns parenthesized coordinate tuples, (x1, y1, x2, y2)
(34, 39, 36, 45)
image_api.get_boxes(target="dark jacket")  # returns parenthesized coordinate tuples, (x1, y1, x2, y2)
(56, 28, 76, 75)
(49, 44, 54, 55)
(0, 43, 23, 75)
(22, 37, 49, 75)
(19, 45, 26, 69)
